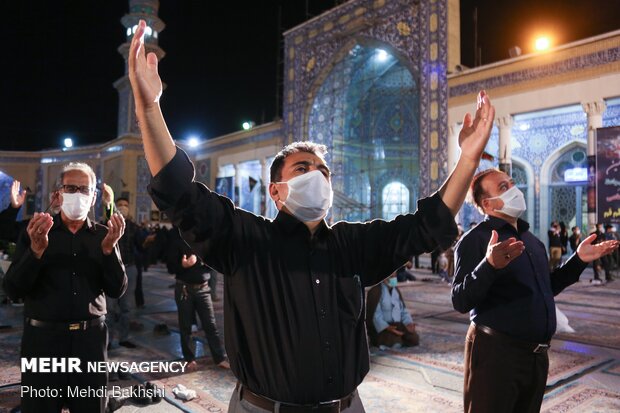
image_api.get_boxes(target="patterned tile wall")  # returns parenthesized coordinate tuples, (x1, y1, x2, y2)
(284, 0, 449, 199)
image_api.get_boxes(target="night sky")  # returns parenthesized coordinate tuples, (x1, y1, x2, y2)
(1, 0, 619, 151)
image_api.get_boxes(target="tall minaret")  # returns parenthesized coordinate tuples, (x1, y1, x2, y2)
(114, 0, 165, 137)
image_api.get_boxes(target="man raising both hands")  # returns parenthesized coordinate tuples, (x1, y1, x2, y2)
(129, 19, 495, 412)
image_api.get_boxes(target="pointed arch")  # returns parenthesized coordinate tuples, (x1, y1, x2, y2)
(540, 141, 587, 235)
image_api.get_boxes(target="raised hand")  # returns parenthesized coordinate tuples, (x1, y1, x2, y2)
(102, 213, 126, 255)
(576, 234, 620, 263)
(181, 254, 198, 269)
(10, 180, 27, 209)
(458, 90, 496, 163)
(128, 19, 162, 112)
(27, 212, 54, 259)
(486, 230, 525, 269)
(102, 183, 114, 209)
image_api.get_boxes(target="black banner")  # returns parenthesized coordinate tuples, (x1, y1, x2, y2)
(596, 126, 620, 224)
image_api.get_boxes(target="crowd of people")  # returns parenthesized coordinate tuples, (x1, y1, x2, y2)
(548, 220, 619, 284)
(0, 18, 617, 413)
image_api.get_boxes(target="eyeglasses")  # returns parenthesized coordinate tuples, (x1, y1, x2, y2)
(60, 184, 95, 195)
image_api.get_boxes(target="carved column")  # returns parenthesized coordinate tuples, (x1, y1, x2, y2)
(497, 115, 514, 176)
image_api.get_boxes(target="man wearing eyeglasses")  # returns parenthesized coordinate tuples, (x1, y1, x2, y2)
(3, 162, 127, 413)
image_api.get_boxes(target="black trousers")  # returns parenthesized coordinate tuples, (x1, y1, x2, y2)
(175, 282, 226, 364)
(20, 322, 108, 413)
(463, 324, 548, 413)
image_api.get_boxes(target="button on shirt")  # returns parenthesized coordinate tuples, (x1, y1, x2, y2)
(148, 148, 457, 404)
(452, 216, 587, 343)
(3, 214, 127, 321)
(373, 283, 413, 333)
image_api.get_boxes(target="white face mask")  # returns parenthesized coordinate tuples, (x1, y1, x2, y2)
(278, 170, 333, 222)
(485, 186, 526, 218)
(61, 193, 92, 221)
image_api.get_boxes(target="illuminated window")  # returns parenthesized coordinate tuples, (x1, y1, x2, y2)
(382, 182, 409, 220)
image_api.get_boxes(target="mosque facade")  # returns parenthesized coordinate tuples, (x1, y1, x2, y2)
(0, 0, 619, 239)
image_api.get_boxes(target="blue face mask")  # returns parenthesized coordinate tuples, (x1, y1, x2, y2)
(388, 278, 398, 288)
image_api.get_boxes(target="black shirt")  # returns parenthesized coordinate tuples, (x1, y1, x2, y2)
(0, 205, 24, 242)
(452, 215, 587, 343)
(3, 214, 127, 321)
(148, 148, 457, 403)
(548, 229, 562, 248)
(166, 229, 211, 284)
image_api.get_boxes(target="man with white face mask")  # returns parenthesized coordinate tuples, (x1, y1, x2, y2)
(130, 19, 495, 412)
(452, 169, 619, 413)
(3, 162, 127, 413)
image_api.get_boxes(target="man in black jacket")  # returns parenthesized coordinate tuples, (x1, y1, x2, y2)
(167, 228, 228, 369)
(4, 163, 127, 413)
(452, 169, 618, 413)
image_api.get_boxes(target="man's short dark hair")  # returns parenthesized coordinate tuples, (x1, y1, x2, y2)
(269, 141, 328, 183)
(468, 168, 501, 210)
(116, 197, 129, 204)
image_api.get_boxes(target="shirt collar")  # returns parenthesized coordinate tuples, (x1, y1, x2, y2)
(51, 213, 97, 233)
(484, 215, 530, 234)
(274, 210, 330, 239)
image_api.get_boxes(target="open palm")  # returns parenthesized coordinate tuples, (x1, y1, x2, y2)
(128, 20, 162, 111)
(10, 180, 26, 208)
(577, 234, 619, 262)
(458, 90, 496, 162)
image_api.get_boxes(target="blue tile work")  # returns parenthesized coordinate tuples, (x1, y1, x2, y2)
(284, 0, 449, 205)
(512, 106, 587, 233)
(449, 47, 620, 98)
(0, 171, 22, 221)
(603, 97, 620, 127)
(308, 45, 420, 221)
(456, 126, 498, 229)
(512, 106, 587, 175)
(486, 127, 499, 162)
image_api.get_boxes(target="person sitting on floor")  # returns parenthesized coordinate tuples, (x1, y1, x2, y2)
(396, 260, 416, 282)
(366, 273, 419, 349)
